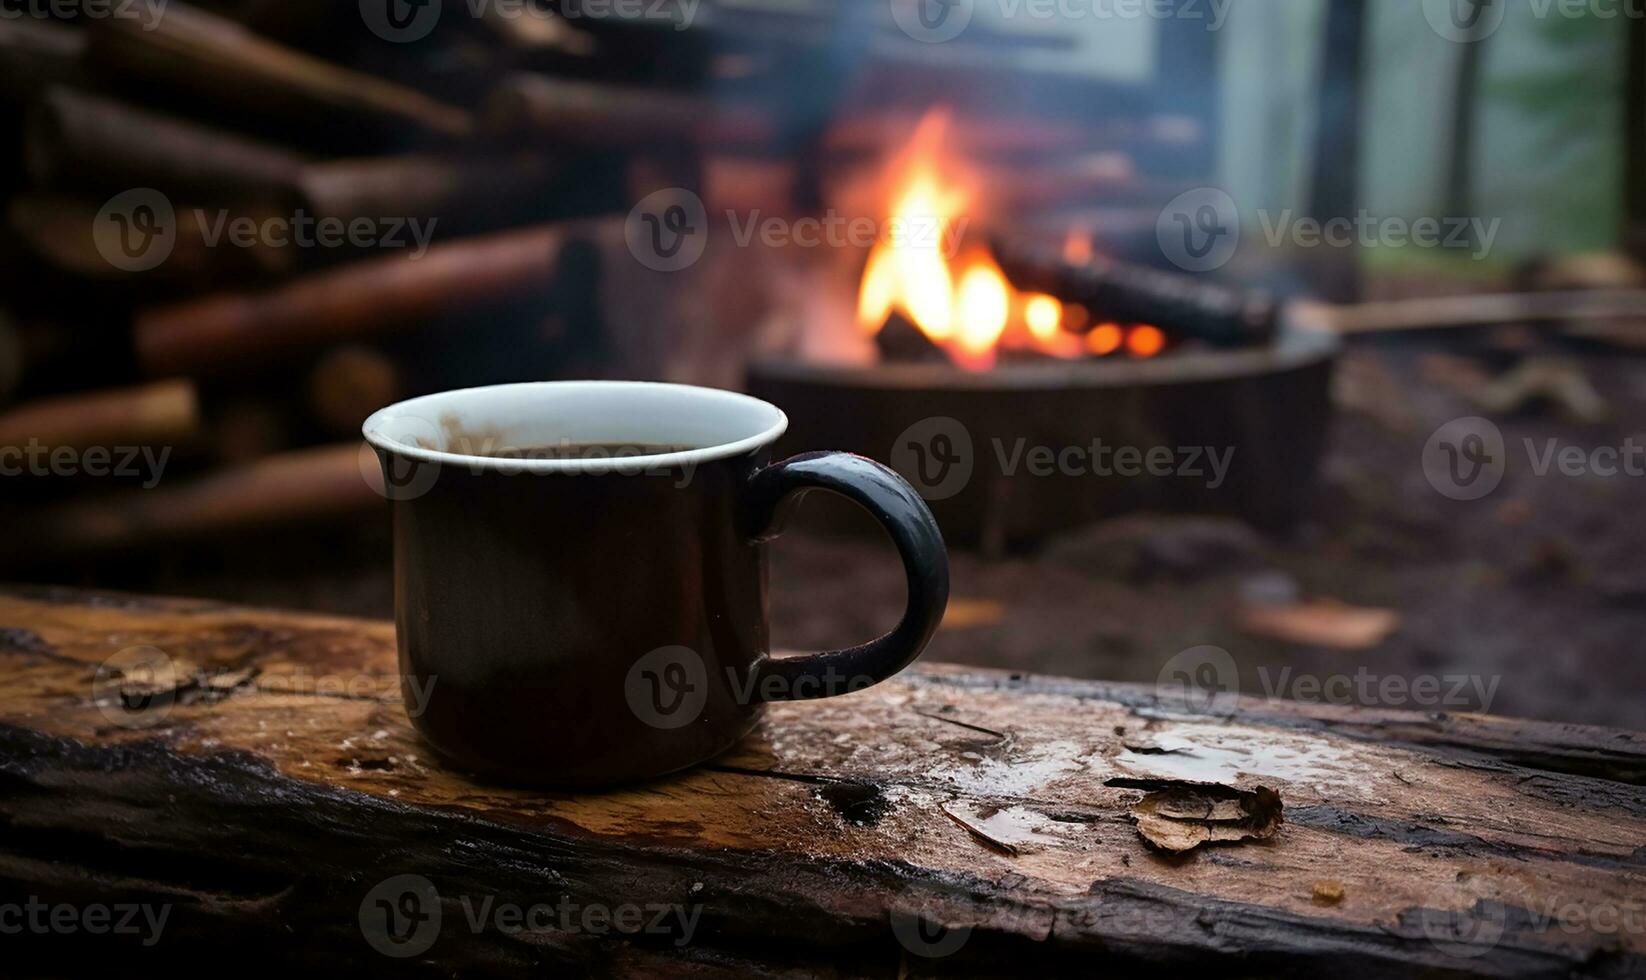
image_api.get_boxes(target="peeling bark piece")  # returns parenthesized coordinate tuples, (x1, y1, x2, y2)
(1128, 784, 1283, 854)
(940, 801, 1065, 855)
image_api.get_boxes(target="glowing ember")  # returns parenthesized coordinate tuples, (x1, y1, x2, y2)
(1128, 325, 1166, 358)
(1024, 294, 1063, 341)
(1087, 323, 1123, 356)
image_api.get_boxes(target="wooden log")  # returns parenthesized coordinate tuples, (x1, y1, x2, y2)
(0, 379, 198, 452)
(0, 443, 377, 561)
(487, 72, 774, 148)
(84, 2, 474, 143)
(294, 153, 576, 237)
(25, 87, 308, 199)
(0, 587, 1641, 975)
(133, 223, 583, 376)
(0, 18, 85, 99)
(995, 238, 1278, 347)
(306, 345, 401, 437)
(1313, 290, 1646, 335)
(8, 193, 297, 283)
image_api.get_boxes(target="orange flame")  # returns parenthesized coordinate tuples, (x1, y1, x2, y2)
(857, 109, 1084, 370)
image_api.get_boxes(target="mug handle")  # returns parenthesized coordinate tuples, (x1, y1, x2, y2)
(742, 452, 950, 702)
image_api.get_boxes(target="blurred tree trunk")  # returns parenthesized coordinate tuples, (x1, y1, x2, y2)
(1444, 35, 1489, 251)
(1307, 0, 1369, 302)
(1627, 0, 1646, 259)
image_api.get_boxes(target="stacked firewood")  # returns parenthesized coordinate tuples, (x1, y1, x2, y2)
(0, 0, 768, 572)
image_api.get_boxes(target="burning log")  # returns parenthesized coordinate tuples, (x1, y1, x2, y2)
(84, 3, 474, 145)
(133, 223, 586, 377)
(0, 380, 199, 453)
(995, 239, 1278, 348)
(26, 87, 308, 200)
(487, 72, 774, 148)
(874, 309, 954, 365)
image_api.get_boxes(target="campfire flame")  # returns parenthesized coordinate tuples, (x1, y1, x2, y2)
(857, 109, 1159, 370)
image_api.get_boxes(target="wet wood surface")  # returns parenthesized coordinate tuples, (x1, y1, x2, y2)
(0, 586, 1642, 977)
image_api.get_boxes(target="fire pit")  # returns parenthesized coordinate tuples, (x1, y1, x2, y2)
(749, 303, 1337, 550)
(748, 111, 1339, 549)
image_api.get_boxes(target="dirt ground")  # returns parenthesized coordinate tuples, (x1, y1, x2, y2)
(769, 333, 1646, 731)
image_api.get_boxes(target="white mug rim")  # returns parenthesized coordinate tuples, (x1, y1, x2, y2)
(362, 381, 790, 473)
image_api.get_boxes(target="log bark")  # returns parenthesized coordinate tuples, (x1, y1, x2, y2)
(132, 223, 584, 376)
(488, 72, 774, 148)
(0, 444, 377, 562)
(0, 379, 198, 452)
(84, 2, 473, 144)
(25, 87, 308, 200)
(0, 588, 1642, 977)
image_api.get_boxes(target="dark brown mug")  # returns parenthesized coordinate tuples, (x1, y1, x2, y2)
(363, 381, 949, 786)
